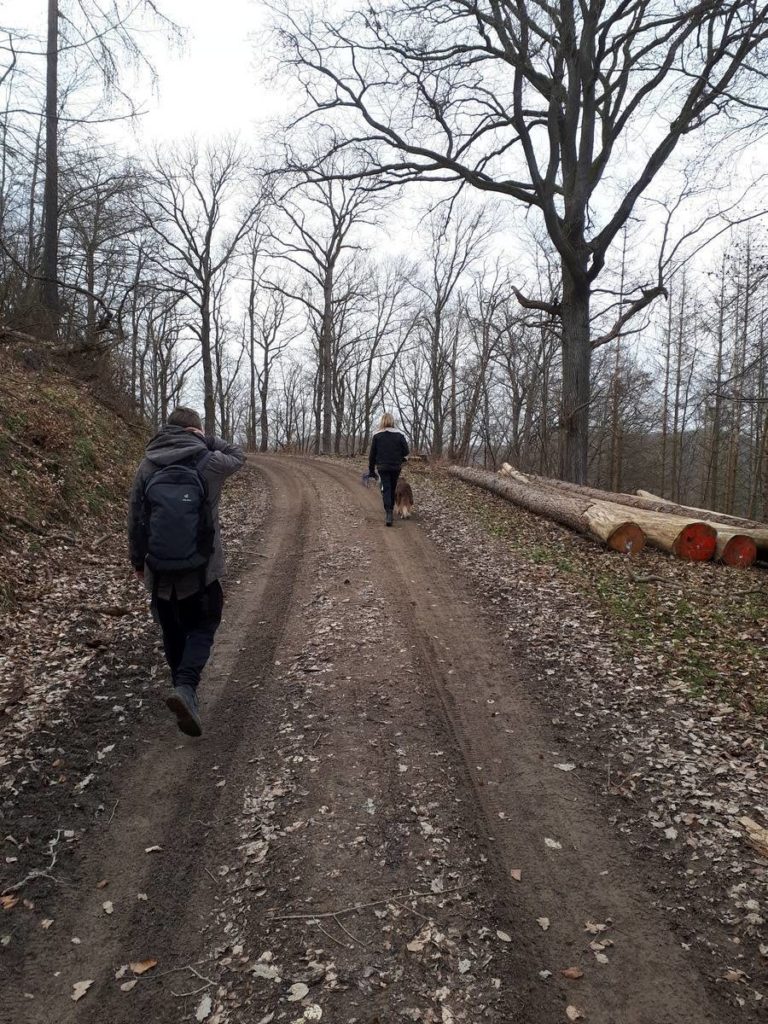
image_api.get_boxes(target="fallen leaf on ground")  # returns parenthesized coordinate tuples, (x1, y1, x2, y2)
(102, 901, 113, 915)
(496, 930, 512, 942)
(544, 838, 562, 850)
(130, 959, 158, 975)
(196, 993, 213, 1020)
(555, 763, 576, 772)
(739, 817, 768, 858)
(723, 969, 748, 983)
(97, 879, 109, 889)
(41, 919, 53, 929)
(120, 980, 137, 993)
(566, 1007, 584, 1022)
(72, 980, 93, 1001)
(253, 963, 280, 980)
(1, 895, 18, 911)
(287, 981, 309, 1001)
(144, 845, 162, 854)
(510, 869, 522, 882)
(584, 921, 607, 935)
(537, 917, 550, 931)
(562, 967, 584, 980)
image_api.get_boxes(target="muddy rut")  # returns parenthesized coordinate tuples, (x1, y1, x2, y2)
(6, 456, 736, 1024)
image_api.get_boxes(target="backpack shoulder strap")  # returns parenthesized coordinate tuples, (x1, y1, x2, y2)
(195, 450, 213, 473)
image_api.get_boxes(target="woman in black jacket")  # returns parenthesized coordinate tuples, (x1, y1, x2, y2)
(368, 412, 409, 526)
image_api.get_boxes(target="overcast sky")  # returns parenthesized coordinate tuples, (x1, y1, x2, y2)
(5, 0, 281, 145)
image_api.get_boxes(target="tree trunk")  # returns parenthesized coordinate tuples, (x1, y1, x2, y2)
(449, 465, 645, 554)
(559, 262, 591, 484)
(260, 355, 270, 451)
(26, 118, 44, 281)
(497, 466, 719, 561)
(200, 298, 215, 433)
(320, 273, 334, 454)
(41, 0, 60, 338)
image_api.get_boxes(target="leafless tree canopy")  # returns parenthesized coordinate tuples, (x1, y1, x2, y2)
(275, 0, 768, 479)
(1, 1, 768, 514)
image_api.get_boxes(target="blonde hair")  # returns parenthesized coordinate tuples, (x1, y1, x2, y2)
(378, 412, 395, 430)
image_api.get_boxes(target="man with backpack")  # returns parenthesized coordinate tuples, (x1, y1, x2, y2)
(128, 407, 245, 737)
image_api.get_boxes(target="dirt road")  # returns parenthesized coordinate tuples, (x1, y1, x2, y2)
(6, 456, 744, 1023)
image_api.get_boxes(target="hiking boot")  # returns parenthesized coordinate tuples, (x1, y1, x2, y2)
(386, 510, 393, 527)
(166, 684, 202, 738)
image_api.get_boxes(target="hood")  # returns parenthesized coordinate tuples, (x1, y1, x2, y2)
(144, 424, 207, 467)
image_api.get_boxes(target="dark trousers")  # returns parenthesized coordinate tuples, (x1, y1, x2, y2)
(154, 581, 224, 689)
(379, 469, 401, 512)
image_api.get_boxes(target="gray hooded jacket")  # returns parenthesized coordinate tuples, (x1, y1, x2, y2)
(128, 425, 245, 599)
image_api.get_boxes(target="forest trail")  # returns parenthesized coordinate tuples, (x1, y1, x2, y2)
(8, 456, 736, 1024)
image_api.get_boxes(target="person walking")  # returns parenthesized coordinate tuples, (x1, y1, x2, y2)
(128, 406, 245, 737)
(368, 412, 409, 526)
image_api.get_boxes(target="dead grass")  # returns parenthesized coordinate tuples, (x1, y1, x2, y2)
(0, 351, 146, 606)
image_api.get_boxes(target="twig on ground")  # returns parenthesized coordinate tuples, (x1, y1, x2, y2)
(171, 982, 212, 998)
(108, 799, 119, 825)
(394, 898, 431, 923)
(313, 922, 349, 948)
(152, 962, 214, 983)
(1, 829, 62, 895)
(334, 913, 366, 947)
(271, 885, 464, 921)
(205, 867, 219, 885)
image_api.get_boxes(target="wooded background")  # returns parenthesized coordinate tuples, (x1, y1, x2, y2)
(2, 1, 768, 515)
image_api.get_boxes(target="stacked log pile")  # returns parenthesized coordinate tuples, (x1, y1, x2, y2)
(447, 463, 761, 567)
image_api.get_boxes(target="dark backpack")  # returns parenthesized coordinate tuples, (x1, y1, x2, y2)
(141, 451, 215, 574)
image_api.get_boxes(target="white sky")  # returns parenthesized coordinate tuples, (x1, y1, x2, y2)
(4, 0, 282, 144)
(137, 0, 281, 144)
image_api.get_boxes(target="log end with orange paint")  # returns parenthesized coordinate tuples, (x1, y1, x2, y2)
(673, 523, 717, 561)
(720, 535, 757, 568)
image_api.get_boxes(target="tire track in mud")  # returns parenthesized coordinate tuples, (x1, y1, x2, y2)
(303, 456, 724, 1024)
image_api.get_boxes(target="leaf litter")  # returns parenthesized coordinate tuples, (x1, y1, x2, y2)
(416, 472, 768, 1012)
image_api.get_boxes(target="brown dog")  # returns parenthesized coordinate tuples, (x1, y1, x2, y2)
(394, 478, 414, 519)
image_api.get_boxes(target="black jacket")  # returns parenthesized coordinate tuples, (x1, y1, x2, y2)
(128, 425, 245, 598)
(368, 428, 409, 474)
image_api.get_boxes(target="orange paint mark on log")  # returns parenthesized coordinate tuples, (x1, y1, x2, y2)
(607, 524, 646, 556)
(721, 535, 757, 568)
(674, 523, 717, 561)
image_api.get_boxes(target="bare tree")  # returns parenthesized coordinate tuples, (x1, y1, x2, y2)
(278, 0, 768, 481)
(414, 201, 493, 457)
(40, 0, 179, 339)
(267, 158, 380, 452)
(144, 138, 261, 431)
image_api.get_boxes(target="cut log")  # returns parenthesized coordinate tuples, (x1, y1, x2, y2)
(636, 490, 768, 532)
(715, 533, 758, 568)
(449, 466, 645, 554)
(499, 467, 753, 565)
